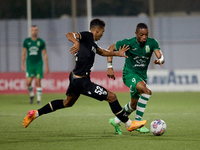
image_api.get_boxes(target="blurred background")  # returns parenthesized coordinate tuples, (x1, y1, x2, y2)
(0, 0, 200, 72)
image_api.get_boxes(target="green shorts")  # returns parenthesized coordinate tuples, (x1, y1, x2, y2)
(26, 65, 43, 79)
(123, 73, 145, 99)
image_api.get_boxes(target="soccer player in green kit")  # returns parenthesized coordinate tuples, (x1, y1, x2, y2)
(107, 23, 165, 134)
(21, 25, 49, 104)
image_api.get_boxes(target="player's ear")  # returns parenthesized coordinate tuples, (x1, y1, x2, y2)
(96, 27, 99, 33)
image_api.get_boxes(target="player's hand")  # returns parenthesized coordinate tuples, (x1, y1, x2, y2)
(117, 45, 129, 58)
(70, 42, 79, 54)
(107, 68, 115, 80)
(154, 59, 163, 67)
(45, 67, 50, 74)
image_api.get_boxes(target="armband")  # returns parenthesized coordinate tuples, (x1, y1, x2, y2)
(159, 55, 164, 64)
(107, 62, 113, 68)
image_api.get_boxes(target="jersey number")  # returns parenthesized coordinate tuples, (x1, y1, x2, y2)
(94, 86, 107, 95)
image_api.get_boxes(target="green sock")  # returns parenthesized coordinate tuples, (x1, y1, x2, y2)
(123, 102, 135, 116)
(115, 102, 135, 124)
(28, 86, 34, 97)
(135, 94, 151, 121)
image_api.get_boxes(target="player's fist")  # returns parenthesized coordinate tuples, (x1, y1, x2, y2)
(154, 59, 162, 67)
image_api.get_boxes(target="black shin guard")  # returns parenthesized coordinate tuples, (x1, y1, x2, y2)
(109, 100, 129, 123)
(38, 99, 65, 116)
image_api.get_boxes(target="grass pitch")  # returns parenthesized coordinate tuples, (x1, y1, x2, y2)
(0, 92, 200, 150)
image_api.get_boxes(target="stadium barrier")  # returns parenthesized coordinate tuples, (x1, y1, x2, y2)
(147, 70, 200, 92)
(0, 70, 200, 94)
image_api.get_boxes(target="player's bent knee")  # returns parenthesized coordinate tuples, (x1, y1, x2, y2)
(142, 88, 152, 95)
(146, 89, 152, 95)
(106, 92, 117, 102)
(147, 89, 152, 95)
(63, 101, 74, 107)
(63, 95, 78, 107)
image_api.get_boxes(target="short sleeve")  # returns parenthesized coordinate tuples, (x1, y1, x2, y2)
(153, 39, 160, 51)
(115, 39, 128, 51)
(79, 31, 99, 51)
(23, 39, 27, 48)
(41, 40, 46, 50)
(79, 31, 93, 42)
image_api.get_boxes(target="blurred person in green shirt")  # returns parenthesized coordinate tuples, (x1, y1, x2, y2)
(21, 25, 49, 104)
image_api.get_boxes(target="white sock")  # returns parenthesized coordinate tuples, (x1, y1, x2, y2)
(36, 87, 42, 101)
(125, 119, 132, 127)
(114, 117, 121, 125)
(124, 102, 135, 114)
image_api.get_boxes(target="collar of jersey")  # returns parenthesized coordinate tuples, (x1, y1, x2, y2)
(134, 37, 140, 45)
(134, 37, 148, 46)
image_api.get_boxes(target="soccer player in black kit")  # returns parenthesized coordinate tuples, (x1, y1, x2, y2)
(23, 18, 146, 133)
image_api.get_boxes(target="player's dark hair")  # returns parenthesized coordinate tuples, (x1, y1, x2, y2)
(136, 23, 148, 31)
(31, 25, 38, 28)
(90, 18, 105, 29)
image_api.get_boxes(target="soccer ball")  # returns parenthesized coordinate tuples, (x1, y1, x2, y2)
(150, 119, 167, 136)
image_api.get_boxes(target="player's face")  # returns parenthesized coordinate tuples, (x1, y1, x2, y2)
(31, 27, 39, 37)
(135, 28, 148, 44)
(94, 27, 105, 41)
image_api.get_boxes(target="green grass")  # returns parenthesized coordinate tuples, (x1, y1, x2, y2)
(0, 92, 200, 150)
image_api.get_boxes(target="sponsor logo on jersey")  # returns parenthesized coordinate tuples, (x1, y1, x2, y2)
(37, 41, 40, 46)
(145, 45, 150, 53)
(29, 46, 39, 55)
(133, 56, 149, 67)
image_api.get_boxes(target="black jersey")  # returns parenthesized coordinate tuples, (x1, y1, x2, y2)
(72, 31, 98, 76)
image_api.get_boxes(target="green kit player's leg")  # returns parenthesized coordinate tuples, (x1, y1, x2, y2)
(26, 65, 36, 104)
(123, 102, 135, 116)
(135, 93, 150, 133)
(35, 65, 43, 104)
(36, 87, 42, 104)
(113, 94, 151, 134)
(28, 86, 34, 104)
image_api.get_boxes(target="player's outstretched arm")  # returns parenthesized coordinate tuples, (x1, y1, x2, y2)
(97, 44, 129, 58)
(154, 50, 165, 67)
(66, 32, 80, 54)
(97, 45, 129, 80)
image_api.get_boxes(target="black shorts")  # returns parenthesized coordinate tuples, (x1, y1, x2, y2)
(66, 72, 108, 101)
